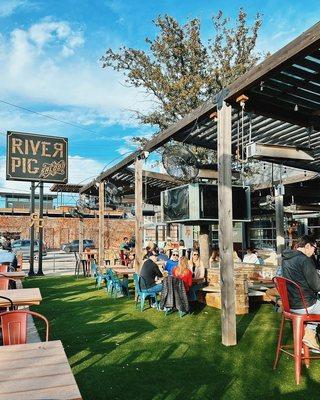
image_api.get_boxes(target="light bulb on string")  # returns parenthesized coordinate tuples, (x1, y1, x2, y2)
(260, 81, 264, 92)
(294, 104, 299, 112)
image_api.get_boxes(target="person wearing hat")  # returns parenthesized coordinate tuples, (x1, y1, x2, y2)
(164, 250, 179, 276)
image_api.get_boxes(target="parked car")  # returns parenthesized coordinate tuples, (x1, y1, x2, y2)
(12, 239, 47, 259)
(61, 239, 95, 253)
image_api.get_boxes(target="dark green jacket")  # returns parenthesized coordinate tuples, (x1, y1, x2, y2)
(282, 249, 320, 309)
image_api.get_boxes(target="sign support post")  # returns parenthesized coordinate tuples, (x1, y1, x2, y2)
(37, 181, 44, 275)
(29, 182, 35, 276)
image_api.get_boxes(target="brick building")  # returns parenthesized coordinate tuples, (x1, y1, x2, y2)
(0, 214, 135, 250)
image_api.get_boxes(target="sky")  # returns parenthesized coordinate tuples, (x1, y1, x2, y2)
(0, 0, 320, 197)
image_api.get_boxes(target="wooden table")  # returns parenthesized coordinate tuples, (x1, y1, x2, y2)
(113, 267, 135, 276)
(0, 272, 26, 280)
(0, 288, 42, 307)
(0, 340, 82, 400)
(81, 250, 97, 276)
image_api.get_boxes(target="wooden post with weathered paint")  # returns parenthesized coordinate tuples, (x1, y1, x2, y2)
(98, 181, 105, 266)
(217, 100, 237, 346)
(78, 218, 84, 256)
(135, 158, 143, 272)
(199, 224, 210, 268)
(275, 185, 285, 264)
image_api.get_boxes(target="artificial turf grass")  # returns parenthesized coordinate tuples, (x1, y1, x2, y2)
(24, 276, 320, 400)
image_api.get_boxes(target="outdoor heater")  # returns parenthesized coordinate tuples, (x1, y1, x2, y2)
(161, 183, 251, 224)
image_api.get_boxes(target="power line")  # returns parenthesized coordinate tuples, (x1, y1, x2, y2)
(0, 99, 104, 137)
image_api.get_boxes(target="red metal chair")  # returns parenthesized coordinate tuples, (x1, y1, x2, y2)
(0, 264, 7, 273)
(0, 310, 49, 345)
(0, 275, 10, 290)
(119, 250, 130, 266)
(273, 276, 320, 384)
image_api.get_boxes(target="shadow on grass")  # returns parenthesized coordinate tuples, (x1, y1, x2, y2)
(24, 276, 320, 400)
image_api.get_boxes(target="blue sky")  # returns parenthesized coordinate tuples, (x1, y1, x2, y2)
(0, 0, 319, 194)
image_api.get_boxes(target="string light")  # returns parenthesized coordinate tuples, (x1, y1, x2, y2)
(260, 81, 264, 92)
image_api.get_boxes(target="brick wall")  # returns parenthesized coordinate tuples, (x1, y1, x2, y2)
(0, 215, 135, 250)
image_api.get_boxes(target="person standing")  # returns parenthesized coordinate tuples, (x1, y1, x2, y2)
(282, 235, 320, 351)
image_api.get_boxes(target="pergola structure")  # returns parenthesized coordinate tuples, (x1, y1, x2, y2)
(81, 22, 320, 345)
(80, 168, 179, 265)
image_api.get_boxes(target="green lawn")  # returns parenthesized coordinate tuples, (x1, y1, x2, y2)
(24, 276, 320, 400)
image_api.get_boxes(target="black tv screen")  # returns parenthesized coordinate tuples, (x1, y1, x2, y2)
(200, 184, 249, 220)
(163, 185, 189, 221)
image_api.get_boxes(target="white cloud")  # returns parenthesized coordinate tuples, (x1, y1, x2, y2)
(0, 0, 32, 17)
(0, 18, 151, 130)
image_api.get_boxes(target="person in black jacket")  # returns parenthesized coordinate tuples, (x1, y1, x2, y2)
(140, 255, 163, 306)
(282, 235, 320, 351)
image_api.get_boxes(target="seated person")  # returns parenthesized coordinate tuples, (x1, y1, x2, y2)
(233, 250, 241, 263)
(157, 247, 169, 262)
(164, 237, 174, 257)
(127, 251, 135, 268)
(209, 248, 220, 267)
(243, 247, 260, 264)
(140, 255, 163, 298)
(282, 235, 320, 351)
(164, 250, 179, 275)
(188, 251, 206, 301)
(178, 239, 187, 257)
(188, 251, 205, 281)
(173, 256, 193, 292)
(119, 237, 130, 251)
(0, 244, 17, 271)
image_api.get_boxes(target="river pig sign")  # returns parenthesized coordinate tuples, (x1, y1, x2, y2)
(6, 131, 68, 183)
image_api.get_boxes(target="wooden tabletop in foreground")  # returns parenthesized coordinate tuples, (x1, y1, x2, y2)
(1, 272, 26, 279)
(0, 288, 42, 307)
(0, 340, 82, 400)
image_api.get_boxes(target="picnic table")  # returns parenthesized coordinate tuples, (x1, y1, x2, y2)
(0, 340, 82, 400)
(0, 288, 42, 307)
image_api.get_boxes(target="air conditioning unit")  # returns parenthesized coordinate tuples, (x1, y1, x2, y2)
(161, 183, 251, 224)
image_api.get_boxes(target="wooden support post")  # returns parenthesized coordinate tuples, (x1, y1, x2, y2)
(98, 181, 105, 266)
(275, 185, 285, 263)
(135, 158, 143, 272)
(217, 101, 237, 346)
(199, 225, 210, 268)
(78, 218, 84, 256)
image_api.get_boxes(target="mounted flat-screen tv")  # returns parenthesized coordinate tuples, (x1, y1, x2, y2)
(161, 183, 251, 224)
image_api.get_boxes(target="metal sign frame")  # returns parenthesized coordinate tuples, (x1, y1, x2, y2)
(6, 131, 68, 183)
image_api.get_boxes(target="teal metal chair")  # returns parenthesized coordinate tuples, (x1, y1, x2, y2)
(91, 262, 108, 290)
(133, 273, 159, 311)
(108, 269, 130, 298)
(105, 269, 114, 294)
